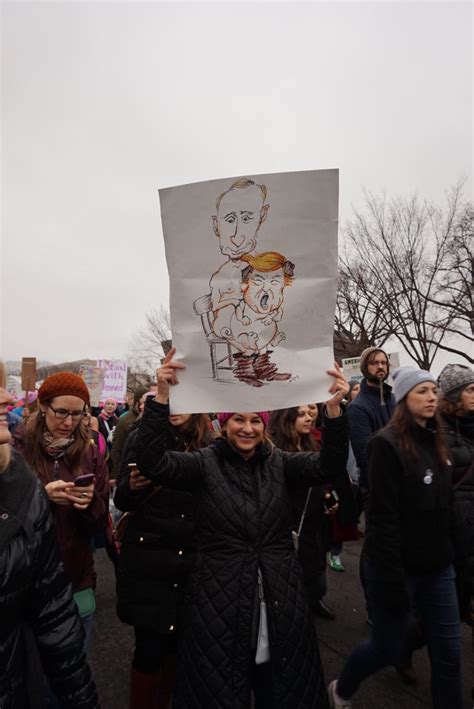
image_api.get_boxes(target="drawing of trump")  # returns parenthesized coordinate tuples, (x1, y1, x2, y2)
(224, 251, 295, 387)
(210, 178, 269, 337)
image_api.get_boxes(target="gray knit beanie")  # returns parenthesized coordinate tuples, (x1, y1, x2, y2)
(391, 367, 437, 404)
(437, 364, 474, 403)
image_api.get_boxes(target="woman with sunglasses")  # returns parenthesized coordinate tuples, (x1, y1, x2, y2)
(14, 372, 109, 651)
(134, 348, 349, 709)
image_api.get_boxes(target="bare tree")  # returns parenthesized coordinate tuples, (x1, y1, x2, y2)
(424, 199, 473, 357)
(334, 258, 396, 360)
(127, 306, 171, 375)
(342, 186, 472, 369)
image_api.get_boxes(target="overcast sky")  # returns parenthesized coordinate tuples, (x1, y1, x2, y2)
(2, 0, 472, 373)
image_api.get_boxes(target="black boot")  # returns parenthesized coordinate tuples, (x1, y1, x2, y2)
(232, 353, 264, 388)
(254, 351, 291, 381)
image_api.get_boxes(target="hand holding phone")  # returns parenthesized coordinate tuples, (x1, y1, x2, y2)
(74, 473, 95, 487)
(128, 463, 152, 491)
(323, 490, 339, 514)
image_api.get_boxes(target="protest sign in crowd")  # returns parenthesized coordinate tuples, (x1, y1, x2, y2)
(1, 171, 471, 709)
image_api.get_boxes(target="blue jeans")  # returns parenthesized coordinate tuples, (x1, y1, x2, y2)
(82, 613, 93, 655)
(337, 562, 462, 709)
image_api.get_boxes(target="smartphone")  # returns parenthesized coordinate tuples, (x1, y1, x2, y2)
(323, 490, 339, 511)
(74, 473, 95, 487)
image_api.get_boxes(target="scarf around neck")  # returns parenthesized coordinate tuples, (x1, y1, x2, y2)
(43, 431, 74, 459)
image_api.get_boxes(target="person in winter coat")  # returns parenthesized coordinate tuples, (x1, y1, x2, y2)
(268, 404, 339, 620)
(0, 379, 100, 708)
(328, 367, 463, 709)
(348, 348, 396, 624)
(110, 385, 148, 479)
(347, 347, 396, 506)
(114, 405, 212, 709)
(327, 381, 361, 573)
(135, 348, 349, 709)
(395, 364, 474, 687)
(438, 363, 474, 621)
(98, 398, 119, 451)
(14, 372, 109, 651)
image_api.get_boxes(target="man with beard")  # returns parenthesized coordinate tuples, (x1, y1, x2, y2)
(348, 347, 396, 624)
(348, 347, 395, 508)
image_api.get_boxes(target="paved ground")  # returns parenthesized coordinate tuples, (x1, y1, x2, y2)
(89, 539, 471, 708)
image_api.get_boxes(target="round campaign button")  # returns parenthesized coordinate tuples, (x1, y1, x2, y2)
(423, 469, 433, 485)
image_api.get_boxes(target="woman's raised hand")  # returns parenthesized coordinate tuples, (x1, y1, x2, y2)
(325, 362, 350, 418)
(155, 347, 186, 404)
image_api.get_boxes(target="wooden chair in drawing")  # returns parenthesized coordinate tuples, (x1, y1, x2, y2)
(193, 294, 233, 381)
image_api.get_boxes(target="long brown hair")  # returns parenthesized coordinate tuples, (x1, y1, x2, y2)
(23, 405, 92, 483)
(268, 407, 319, 453)
(437, 396, 465, 419)
(173, 414, 213, 452)
(389, 400, 448, 465)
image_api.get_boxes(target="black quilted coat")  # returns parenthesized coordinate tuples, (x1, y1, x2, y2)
(114, 426, 197, 634)
(442, 412, 474, 620)
(136, 399, 348, 708)
(0, 450, 99, 708)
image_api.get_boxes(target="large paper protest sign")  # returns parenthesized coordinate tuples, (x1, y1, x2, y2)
(79, 365, 107, 407)
(96, 360, 128, 403)
(159, 169, 339, 414)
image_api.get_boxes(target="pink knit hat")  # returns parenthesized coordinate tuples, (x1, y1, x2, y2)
(217, 412, 269, 428)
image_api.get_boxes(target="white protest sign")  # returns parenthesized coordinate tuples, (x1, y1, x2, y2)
(342, 352, 401, 381)
(96, 360, 128, 403)
(159, 169, 339, 414)
(341, 357, 365, 383)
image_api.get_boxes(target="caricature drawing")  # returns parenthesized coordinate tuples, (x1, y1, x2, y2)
(209, 178, 269, 338)
(220, 251, 295, 387)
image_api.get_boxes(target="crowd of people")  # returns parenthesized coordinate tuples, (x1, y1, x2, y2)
(0, 346, 472, 709)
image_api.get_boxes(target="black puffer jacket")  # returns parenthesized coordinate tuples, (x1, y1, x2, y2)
(136, 399, 348, 709)
(364, 422, 452, 609)
(442, 412, 474, 619)
(0, 450, 99, 708)
(114, 426, 197, 633)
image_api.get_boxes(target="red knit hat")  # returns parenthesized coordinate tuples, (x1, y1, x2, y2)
(38, 372, 90, 405)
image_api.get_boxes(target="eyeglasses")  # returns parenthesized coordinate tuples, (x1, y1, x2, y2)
(48, 405, 86, 421)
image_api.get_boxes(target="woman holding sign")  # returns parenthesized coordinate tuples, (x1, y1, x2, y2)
(135, 348, 349, 709)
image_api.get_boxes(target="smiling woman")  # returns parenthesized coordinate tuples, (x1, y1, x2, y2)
(133, 347, 349, 708)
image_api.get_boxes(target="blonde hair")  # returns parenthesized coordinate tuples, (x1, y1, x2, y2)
(241, 251, 295, 286)
(216, 178, 267, 212)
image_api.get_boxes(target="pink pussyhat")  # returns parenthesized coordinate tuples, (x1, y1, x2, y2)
(217, 412, 269, 428)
